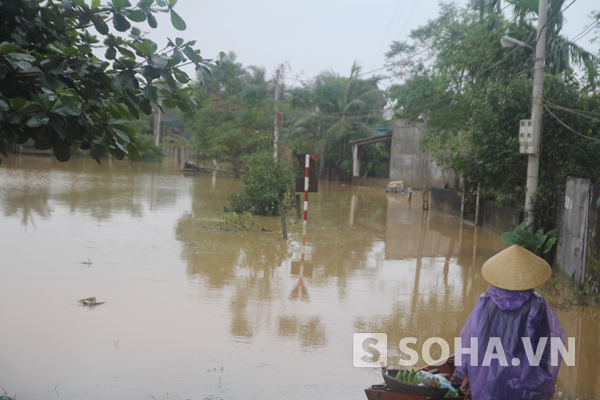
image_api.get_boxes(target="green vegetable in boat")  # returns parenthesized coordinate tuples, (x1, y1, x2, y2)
(395, 369, 403, 380)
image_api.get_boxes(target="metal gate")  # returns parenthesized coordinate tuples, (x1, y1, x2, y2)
(561, 177, 591, 286)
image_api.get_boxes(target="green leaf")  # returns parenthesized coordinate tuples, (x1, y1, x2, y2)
(127, 10, 147, 22)
(50, 59, 69, 75)
(92, 0, 100, 9)
(176, 100, 190, 113)
(61, 97, 82, 116)
(175, 37, 183, 46)
(111, 71, 135, 90)
(145, 85, 158, 103)
(169, 9, 186, 30)
(105, 46, 117, 59)
(26, 114, 50, 128)
(501, 232, 516, 247)
(140, 99, 152, 115)
(149, 55, 168, 69)
(112, 0, 132, 9)
(146, 12, 157, 28)
(162, 98, 176, 109)
(156, 0, 167, 6)
(77, 46, 92, 56)
(543, 237, 557, 254)
(0, 43, 20, 55)
(125, 90, 140, 108)
(126, 142, 141, 161)
(123, 99, 139, 119)
(63, 47, 77, 57)
(113, 13, 131, 32)
(168, 0, 177, 6)
(112, 127, 132, 143)
(90, 143, 106, 162)
(0, 99, 9, 112)
(173, 68, 189, 83)
(117, 46, 135, 58)
(92, 15, 109, 34)
(11, 97, 27, 111)
(135, 40, 154, 56)
(141, 0, 154, 6)
(53, 141, 72, 162)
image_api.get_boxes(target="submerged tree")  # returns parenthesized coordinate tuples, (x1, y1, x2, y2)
(0, 0, 227, 163)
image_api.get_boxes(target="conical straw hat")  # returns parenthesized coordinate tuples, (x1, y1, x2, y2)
(481, 245, 551, 290)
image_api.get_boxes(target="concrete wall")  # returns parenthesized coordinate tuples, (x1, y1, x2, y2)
(430, 187, 462, 215)
(482, 200, 523, 234)
(389, 118, 455, 189)
(429, 187, 523, 233)
(163, 146, 195, 161)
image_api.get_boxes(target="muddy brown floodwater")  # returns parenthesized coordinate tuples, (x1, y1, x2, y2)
(0, 155, 599, 400)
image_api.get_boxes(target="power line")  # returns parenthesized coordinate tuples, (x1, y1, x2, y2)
(544, 104, 600, 144)
(357, 4, 512, 78)
(372, 0, 404, 70)
(544, 100, 600, 120)
(394, 0, 418, 40)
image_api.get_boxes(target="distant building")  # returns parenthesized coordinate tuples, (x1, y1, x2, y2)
(159, 109, 193, 141)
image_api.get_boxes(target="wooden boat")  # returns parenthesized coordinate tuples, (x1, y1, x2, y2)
(365, 355, 465, 400)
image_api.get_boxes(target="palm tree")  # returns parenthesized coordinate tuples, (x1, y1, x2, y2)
(311, 62, 385, 177)
(505, 0, 596, 79)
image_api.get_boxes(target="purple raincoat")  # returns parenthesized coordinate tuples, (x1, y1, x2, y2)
(456, 286, 565, 400)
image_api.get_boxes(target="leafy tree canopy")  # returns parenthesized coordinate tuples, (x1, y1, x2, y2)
(0, 0, 228, 164)
(385, 1, 600, 230)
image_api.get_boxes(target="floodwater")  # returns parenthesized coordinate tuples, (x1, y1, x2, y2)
(0, 155, 598, 400)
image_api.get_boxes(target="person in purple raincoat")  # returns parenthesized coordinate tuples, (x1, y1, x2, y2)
(456, 245, 565, 400)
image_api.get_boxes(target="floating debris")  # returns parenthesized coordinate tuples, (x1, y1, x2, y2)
(78, 297, 105, 306)
(385, 180, 412, 193)
(80, 258, 93, 266)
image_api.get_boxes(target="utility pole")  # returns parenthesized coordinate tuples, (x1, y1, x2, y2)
(524, 0, 548, 233)
(153, 99, 162, 147)
(273, 67, 281, 159)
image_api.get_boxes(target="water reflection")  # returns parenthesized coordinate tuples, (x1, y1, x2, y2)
(1, 156, 599, 400)
(0, 155, 185, 225)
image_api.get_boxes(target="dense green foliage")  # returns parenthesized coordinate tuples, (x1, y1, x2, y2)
(501, 222, 557, 256)
(226, 151, 296, 216)
(186, 54, 291, 176)
(185, 55, 389, 179)
(293, 63, 388, 178)
(137, 133, 164, 162)
(0, 0, 227, 164)
(385, 1, 600, 230)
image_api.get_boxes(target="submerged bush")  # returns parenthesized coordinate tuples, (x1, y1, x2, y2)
(226, 151, 295, 216)
(137, 134, 165, 163)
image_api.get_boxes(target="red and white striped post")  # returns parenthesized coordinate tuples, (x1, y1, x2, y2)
(299, 154, 310, 283)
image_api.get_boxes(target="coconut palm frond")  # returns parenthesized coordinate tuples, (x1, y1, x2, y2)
(344, 99, 367, 112)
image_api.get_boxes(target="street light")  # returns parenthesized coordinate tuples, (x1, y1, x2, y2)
(500, 1, 548, 233)
(500, 36, 535, 53)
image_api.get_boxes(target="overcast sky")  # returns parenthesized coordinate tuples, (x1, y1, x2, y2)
(136, 0, 599, 87)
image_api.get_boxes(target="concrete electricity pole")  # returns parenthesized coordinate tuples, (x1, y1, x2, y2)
(153, 99, 162, 147)
(273, 67, 281, 159)
(524, 0, 548, 233)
